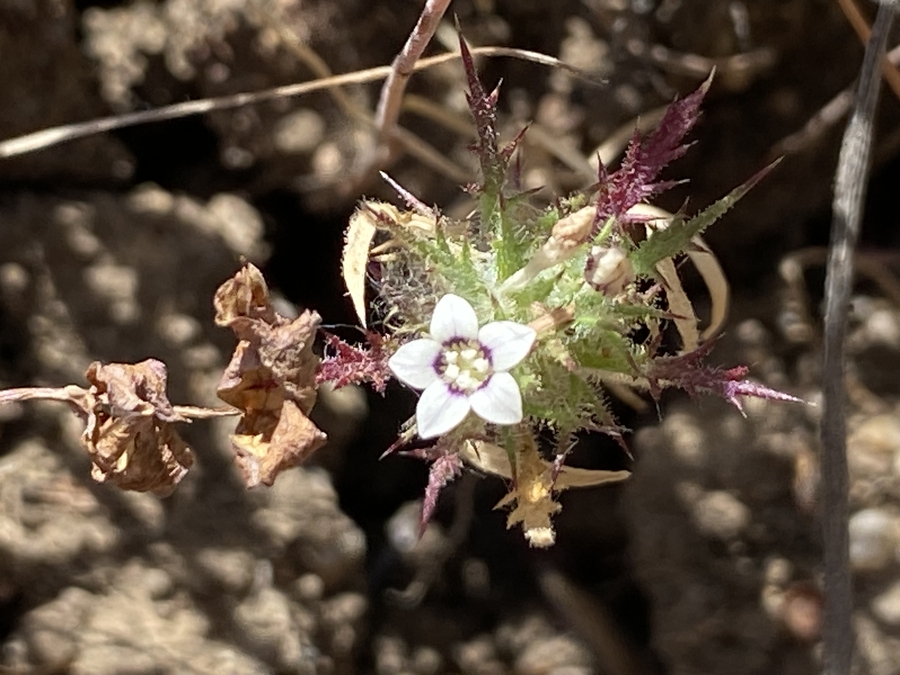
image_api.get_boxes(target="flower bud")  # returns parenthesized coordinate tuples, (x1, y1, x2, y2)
(585, 245, 634, 295)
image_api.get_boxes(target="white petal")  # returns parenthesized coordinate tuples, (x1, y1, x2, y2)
(469, 372, 523, 425)
(430, 294, 479, 343)
(388, 339, 442, 390)
(416, 381, 471, 439)
(478, 321, 536, 371)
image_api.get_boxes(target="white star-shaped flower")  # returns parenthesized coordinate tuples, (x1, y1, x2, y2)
(388, 294, 536, 439)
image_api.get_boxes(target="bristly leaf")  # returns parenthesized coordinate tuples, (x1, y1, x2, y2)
(458, 32, 504, 194)
(644, 341, 806, 414)
(631, 159, 781, 275)
(594, 72, 713, 231)
(421, 451, 463, 535)
(458, 31, 531, 280)
(316, 332, 392, 393)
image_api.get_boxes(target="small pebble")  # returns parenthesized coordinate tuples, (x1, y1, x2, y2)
(691, 490, 751, 540)
(849, 509, 898, 572)
(873, 581, 900, 625)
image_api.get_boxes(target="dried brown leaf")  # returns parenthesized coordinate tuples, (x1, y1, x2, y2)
(233, 399, 326, 488)
(215, 263, 327, 487)
(0, 364, 238, 497)
(256, 313, 321, 412)
(82, 359, 194, 497)
(213, 261, 279, 329)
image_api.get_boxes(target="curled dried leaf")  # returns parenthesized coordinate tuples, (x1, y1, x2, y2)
(215, 263, 327, 487)
(656, 256, 700, 353)
(342, 200, 437, 328)
(630, 203, 730, 341)
(213, 262, 277, 328)
(0, 363, 238, 497)
(232, 398, 327, 488)
(82, 359, 194, 497)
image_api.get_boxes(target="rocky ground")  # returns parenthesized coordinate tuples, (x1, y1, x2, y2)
(1, 1, 900, 674)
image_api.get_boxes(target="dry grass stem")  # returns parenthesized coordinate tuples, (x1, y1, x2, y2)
(771, 43, 900, 158)
(373, 0, 453, 158)
(836, 0, 900, 101)
(624, 40, 776, 90)
(0, 46, 587, 161)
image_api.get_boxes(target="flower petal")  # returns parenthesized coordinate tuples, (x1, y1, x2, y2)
(388, 339, 442, 390)
(469, 372, 523, 425)
(416, 381, 471, 439)
(430, 294, 479, 343)
(478, 321, 536, 371)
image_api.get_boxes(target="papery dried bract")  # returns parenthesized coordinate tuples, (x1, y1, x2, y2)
(215, 262, 327, 487)
(494, 437, 562, 548)
(82, 360, 193, 497)
(461, 440, 630, 489)
(343, 206, 379, 328)
(342, 200, 438, 327)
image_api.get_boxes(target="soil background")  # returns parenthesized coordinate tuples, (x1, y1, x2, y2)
(2, 1, 900, 674)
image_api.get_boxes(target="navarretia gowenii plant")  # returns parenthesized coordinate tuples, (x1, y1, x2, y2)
(318, 37, 803, 547)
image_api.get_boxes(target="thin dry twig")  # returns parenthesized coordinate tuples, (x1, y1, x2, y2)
(264, 20, 367, 123)
(821, 5, 897, 674)
(266, 13, 473, 185)
(373, 0, 452, 161)
(538, 567, 651, 675)
(835, 0, 900, 101)
(401, 92, 473, 136)
(0, 46, 589, 161)
(780, 246, 900, 332)
(770, 44, 900, 158)
(624, 39, 776, 90)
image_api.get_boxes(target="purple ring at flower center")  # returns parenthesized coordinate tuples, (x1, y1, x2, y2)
(432, 338, 494, 395)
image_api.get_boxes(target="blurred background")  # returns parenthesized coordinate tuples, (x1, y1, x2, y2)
(1, 1, 900, 673)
